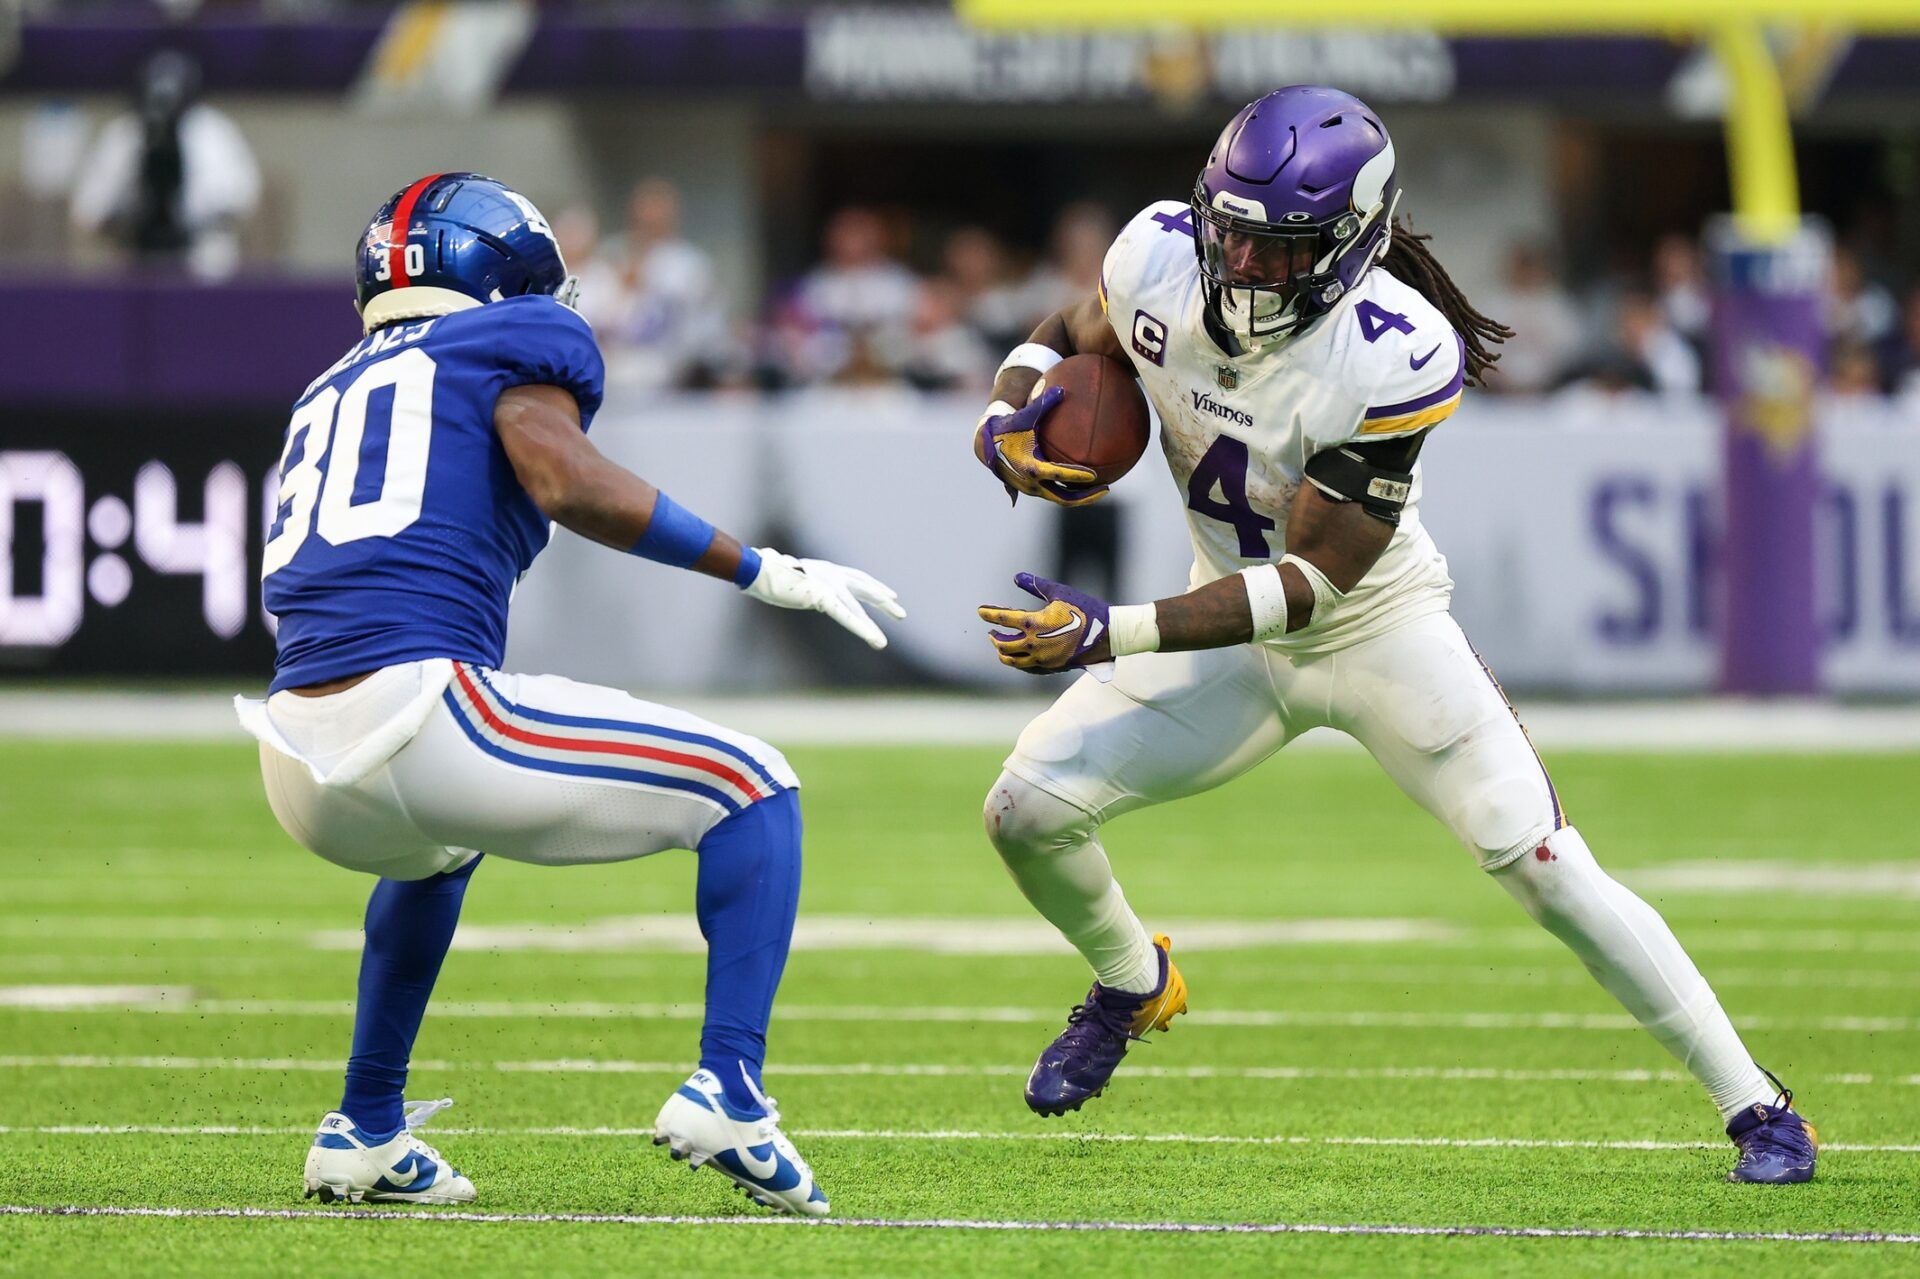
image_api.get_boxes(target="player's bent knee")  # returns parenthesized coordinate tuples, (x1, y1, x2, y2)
(699, 787, 802, 860)
(1455, 769, 1559, 872)
(982, 773, 1098, 861)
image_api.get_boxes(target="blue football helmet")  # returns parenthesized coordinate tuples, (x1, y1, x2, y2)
(354, 172, 575, 334)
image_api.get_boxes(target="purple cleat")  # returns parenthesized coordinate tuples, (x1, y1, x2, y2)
(1726, 1071, 1818, 1184)
(1024, 934, 1187, 1117)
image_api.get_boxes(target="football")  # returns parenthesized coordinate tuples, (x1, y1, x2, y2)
(1033, 352, 1152, 486)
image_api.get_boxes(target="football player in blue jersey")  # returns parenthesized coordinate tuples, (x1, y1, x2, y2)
(237, 173, 903, 1216)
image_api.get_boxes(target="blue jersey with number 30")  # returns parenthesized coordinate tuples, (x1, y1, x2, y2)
(262, 296, 604, 692)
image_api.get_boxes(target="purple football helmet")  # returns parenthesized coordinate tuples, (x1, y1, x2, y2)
(1192, 86, 1400, 347)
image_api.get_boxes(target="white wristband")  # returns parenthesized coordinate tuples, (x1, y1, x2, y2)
(1106, 603, 1161, 657)
(1240, 565, 1290, 641)
(997, 343, 1064, 380)
(978, 399, 1018, 429)
(1281, 553, 1344, 628)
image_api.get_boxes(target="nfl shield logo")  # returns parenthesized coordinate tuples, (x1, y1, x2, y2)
(1215, 363, 1239, 391)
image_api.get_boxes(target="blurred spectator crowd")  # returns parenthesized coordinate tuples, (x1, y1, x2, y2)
(573, 189, 1920, 415)
(1482, 233, 1920, 413)
(554, 188, 1120, 398)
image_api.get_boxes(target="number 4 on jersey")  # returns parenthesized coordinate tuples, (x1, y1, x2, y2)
(1186, 435, 1275, 559)
(1355, 299, 1414, 343)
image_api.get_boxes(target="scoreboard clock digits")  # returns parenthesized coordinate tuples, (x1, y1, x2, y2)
(0, 450, 257, 647)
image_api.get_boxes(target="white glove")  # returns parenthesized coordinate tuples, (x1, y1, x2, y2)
(743, 548, 906, 650)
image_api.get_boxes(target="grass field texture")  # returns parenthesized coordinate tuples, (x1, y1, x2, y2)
(1, 739, 1917, 1276)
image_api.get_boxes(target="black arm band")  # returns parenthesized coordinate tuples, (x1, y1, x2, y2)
(1302, 443, 1417, 526)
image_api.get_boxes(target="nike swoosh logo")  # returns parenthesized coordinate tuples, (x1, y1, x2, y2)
(383, 1152, 424, 1187)
(1410, 343, 1442, 370)
(716, 1142, 804, 1192)
(1037, 619, 1081, 640)
(734, 1142, 780, 1181)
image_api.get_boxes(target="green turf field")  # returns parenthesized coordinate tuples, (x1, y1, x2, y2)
(1, 738, 1917, 1276)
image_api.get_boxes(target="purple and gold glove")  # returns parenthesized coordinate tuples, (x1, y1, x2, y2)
(978, 572, 1113, 673)
(973, 387, 1109, 507)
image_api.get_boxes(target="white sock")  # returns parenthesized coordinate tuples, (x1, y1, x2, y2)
(1493, 827, 1774, 1122)
(984, 775, 1159, 994)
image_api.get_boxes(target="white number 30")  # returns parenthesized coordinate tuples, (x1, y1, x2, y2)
(261, 348, 436, 579)
(371, 242, 427, 283)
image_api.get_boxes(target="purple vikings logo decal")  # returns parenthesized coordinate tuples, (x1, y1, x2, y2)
(1131, 310, 1168, 367)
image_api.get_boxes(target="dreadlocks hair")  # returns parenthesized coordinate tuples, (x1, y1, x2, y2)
(1379, 219, 1512, 388)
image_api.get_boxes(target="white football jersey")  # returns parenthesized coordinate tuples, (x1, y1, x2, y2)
(1100, 200, 1463, 653)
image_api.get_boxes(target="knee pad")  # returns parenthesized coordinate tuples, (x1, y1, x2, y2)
(1455, 764, 1560, 871)
(982, 773, 1099, 862)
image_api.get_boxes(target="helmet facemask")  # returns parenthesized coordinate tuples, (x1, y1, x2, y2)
(1192, 184, 1399, 351)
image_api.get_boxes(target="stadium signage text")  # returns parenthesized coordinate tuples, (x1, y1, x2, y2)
(805, 10, 1455, 104)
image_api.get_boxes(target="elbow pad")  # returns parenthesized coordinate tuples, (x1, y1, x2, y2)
(1302, 437, 1422, 526)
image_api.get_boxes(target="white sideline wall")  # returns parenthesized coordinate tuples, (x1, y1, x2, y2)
(500, 392, 1920, 695)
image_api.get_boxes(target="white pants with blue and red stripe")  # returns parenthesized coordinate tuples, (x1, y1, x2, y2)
(251, 660, 799, 880)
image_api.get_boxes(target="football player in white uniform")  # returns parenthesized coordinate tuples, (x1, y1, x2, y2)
(971, 87, 1815, 1184)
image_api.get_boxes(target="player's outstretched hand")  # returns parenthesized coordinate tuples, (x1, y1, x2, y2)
(974, 387, 1110, 507)
(978, 572, 1113, 673)
(745, 549, 906, 650)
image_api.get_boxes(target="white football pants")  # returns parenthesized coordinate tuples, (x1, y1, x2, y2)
(985, 611, 1774, 1120)
(242, 659, 799, 881)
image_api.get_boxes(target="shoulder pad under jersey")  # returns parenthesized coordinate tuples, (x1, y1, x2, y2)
(1100, 201, 1200, 369)
(1332, 271, 1466, 443)
(462, 295, 607, 425)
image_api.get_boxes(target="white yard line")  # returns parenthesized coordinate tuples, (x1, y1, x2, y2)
(1, 991, 1913, 1033)
(1477, 926, 1920, 953)
(0, 1203, 1912, 1243)
(0, 1054, 1910, 1088)
(0, 985, 191, 1008)
(0, 918, 295, 941)
(306, 915, 1458, 955)
(0, 1126, 1910, 1155)
(10, 914, 1920, 959)
(2, 953, 1914, 989)
(1630, 861, 1920, 899)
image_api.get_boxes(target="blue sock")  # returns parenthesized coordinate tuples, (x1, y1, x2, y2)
(694, 789, 802, 1114)
(338, 855, 481, 1137)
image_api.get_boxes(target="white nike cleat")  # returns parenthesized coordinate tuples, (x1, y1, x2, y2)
(652, 1067, 829, 1216)
(302, 1097, 476, 1206)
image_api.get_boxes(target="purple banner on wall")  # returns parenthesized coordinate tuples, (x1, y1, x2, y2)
(1708, 220, 1828, 695)
(0, 277, 359, 408)
(5, 7, 1918, 105)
